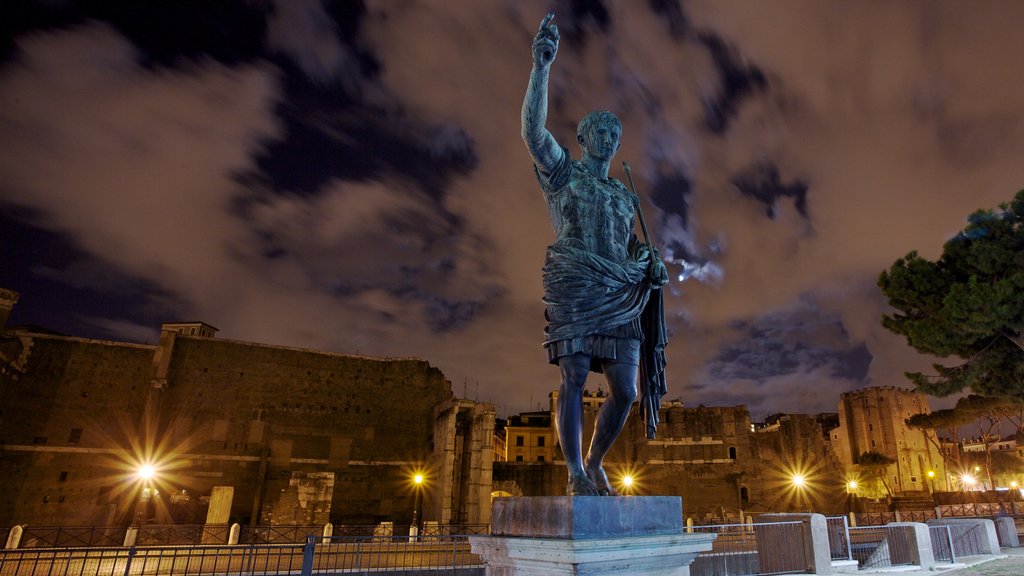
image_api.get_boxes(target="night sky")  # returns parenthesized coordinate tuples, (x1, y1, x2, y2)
(4, 0, 1024, 419)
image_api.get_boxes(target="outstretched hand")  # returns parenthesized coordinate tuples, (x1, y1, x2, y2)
(532, 12, 559, 68)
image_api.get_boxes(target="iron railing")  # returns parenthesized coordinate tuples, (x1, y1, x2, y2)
(0, 535, 485, 576)
(824, 516, 852, 561)
(12, 526, 126, 549)
(689, 521, 806, 576)
(932, 522, 989, 557)
(928, 525, 957, 564)
(309, 535, 482, 573)
(847, 525, 917, 569)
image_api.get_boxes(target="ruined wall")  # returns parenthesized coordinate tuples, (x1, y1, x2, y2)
(0, 328, 495, 528)
(0, 335, 154, 526)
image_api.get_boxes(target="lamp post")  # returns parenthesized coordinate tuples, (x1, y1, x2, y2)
(791, 474, 807, 512)
(130, 463, 158, 527)
(411, 473, 424, 537)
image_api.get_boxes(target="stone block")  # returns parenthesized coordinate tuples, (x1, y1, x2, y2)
(993, 516, 1019, 548)
(474, 496, 713, 575)
(491, 496, 683, 539)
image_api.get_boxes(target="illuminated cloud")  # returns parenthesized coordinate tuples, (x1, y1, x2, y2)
(3, 1, 1024, 418)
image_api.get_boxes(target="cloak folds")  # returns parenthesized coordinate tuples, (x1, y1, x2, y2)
(542, 241, 668, 439)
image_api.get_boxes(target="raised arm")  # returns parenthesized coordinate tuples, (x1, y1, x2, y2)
(522, 13, 565, 173)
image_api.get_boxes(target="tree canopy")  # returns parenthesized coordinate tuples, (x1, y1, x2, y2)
(878, 190, 1024, 398)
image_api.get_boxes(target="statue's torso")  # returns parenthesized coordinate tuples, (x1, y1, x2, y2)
(545, 161, 636, 262)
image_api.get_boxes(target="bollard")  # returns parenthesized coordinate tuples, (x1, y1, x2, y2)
(123, 527, 138, 547)
(228, 523, 240, 545)
(322, 523, 333, 544)
(685, 517, 693, 534)
(5, 525, 23, 549)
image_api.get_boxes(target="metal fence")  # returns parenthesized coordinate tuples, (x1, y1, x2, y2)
(935, 522, 989, 557)
(7, 523, 491, 549)
(0, 535, 484, 576)
(689, 521, 806, 576)
(847, 525, 917, 569)
(12, 527, 127, 549)
(824, 516, 852, 562)
(929, 525, 957, 564)
(898, 509, 937, 523)
(309, 535, 481, 574)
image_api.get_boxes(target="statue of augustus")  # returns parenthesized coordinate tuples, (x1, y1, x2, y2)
(522, 13, 669, 496)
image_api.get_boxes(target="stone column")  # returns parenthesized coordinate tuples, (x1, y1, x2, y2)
(203, 486, 233, 544)
(470, 496, 714, 575)
(0, 288, 18, 330)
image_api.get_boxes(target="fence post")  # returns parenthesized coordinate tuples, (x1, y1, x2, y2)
(122, 546, 136, 576)
(228, 523, 240, 545)
(843, 516, 853, 561)
(685, 517, 693, 533)
(123, 527, 138, 547)
(300, 534, 315, 576)
(935, 505, 943, 519)
(322, 523, 333, 544)
(848, 512, 856, 527)
(894, 509, 902, 522)
(4, 525, 22, 549)
(946, 526, 956, 564)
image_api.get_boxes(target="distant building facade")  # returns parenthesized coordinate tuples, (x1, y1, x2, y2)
(494, 394, 846, 518)
(831, 386, 946, 495)
(0, 295, 494, 528)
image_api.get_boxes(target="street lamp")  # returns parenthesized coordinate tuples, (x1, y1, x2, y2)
(130, 462, 159, 527)
(622, 474, 634, 496)
(846, 480, 858, 514)
(791, 474, 808, 511)
(411, 472, 425, 537)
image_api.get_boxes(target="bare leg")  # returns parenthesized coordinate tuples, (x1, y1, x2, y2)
(585, 361, 638, 496)
(557, 353, 600, 496)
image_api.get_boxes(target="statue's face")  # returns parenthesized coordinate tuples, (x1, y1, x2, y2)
(578, 121, 621, 161)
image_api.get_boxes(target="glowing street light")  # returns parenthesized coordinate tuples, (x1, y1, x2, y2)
(137, 464, 156, 481)
(411, 471, 426, 537)
(961, 474, 976, 490)
(791, 474, 806, 488)
(846, 480, 858, 491)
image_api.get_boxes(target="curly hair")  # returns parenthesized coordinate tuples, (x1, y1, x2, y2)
(576, 110, 621, 143)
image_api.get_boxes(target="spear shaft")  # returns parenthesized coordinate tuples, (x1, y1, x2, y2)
(622, 162, 654, 253)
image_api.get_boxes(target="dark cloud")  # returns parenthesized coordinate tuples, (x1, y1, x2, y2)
(696, 31, 768, 134)
(5, 1, 1024, 419)
(732, 162, 808, 219)
(647, 0, 690, 41)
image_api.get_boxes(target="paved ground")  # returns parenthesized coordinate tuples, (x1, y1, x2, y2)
(940, 549, 1024, 576)
(857, 546, 1024, 575)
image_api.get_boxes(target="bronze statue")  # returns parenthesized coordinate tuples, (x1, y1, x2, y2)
(522, 13, 669, 496)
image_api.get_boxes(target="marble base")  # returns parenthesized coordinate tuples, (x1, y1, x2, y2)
(471, 497, 714, 576)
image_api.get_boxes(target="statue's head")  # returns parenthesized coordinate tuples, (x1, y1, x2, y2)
(577, 111, 621, 161)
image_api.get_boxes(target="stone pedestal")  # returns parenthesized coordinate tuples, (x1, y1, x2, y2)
(470, 497, 714, 575)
